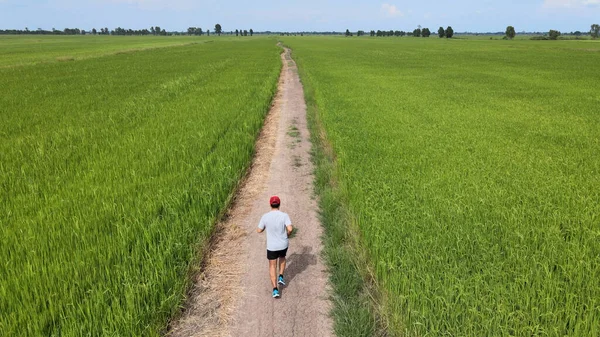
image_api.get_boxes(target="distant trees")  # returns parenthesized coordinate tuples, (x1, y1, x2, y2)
(506, 26, 516, 39)
(63, 28, 81, 35)
(345, 29, 351, 37)
(214, 23, 222, 36)
(438, 27, 445, 38)
(232, 29, 253, 37)
(548, 29, 561, 40)
(149, 26, 167, 36)
(207, 29, 210, 36)
(187, 27, 203, 35)
(591, 24, 600, 39)
(422, 28, 431, 37)
(413, 28, 421, 37)
(370, 29, 406, 37)
(445, 26, 454, 38)
(357, 30, 365, 36)
(0, 25, 174, 36)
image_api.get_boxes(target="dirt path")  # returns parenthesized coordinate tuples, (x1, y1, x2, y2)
(169, 47, 333, 337)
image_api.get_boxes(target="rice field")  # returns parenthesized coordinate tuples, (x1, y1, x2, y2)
(0, 37, 280, 336)
(285, 36, 600, 336)
(0, 35, 211, 67)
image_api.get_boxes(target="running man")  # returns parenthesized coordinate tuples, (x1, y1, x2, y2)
(257, 196, 293, 298)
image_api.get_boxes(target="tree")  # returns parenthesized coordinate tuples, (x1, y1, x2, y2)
(506, 26, 516, 39)
(591, 24, 600, 39)
(249, 29, 254, 36)
(438, 27, 445, 38)
(215, 23, 222, 36)
(548, 29, 560, 40)
(345, 29, 351, 37)
(92, 28, 97, 35)
(413, 28, 421, 37)
(422, 28, 431, 37)
(235, 29, 239, 36)
(207, 29, 210, 36)
(445, 26, 454, 38)
(243, 29, 248, 36)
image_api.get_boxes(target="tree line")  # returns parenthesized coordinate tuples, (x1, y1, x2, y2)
(3, 23, 598, 38)
(346, 26, 454, 38)
(505, 24, 599, 40)
(0, 26, 170, 35)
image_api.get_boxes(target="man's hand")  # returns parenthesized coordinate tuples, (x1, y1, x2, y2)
(286, 225, 293, 236)
(257, 227, 265, 233)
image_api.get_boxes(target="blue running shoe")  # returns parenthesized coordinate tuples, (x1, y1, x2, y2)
(278, 275, 286, 286)
(272, 288, 280, 298)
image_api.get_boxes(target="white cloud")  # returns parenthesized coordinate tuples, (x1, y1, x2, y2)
(381, 3, 403, 18)
(543, 0, 600, 8)
(100, 0, 201, 10)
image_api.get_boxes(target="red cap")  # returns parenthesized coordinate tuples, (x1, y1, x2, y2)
(270, 196, 281, 205)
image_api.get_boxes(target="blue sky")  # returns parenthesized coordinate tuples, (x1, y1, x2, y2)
(1, 0, 599, 32)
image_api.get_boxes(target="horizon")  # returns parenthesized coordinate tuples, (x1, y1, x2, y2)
(1, 0, 599, 33)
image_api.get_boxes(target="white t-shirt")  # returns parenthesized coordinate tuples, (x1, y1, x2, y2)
(258, 210, 292, 251)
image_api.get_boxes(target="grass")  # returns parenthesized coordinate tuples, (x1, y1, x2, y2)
(293, 44, 383, 336)
(0, 37, 281, 336)
(0, 35, 207, 67)
(285, 36, 600, 336)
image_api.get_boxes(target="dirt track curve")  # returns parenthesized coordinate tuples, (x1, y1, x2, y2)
(169, 46, 333, 337)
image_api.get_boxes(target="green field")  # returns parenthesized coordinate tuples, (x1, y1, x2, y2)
(284, 37, 600, 336)
(3, 34, 600, 336)
(0, 35, 215, 67)
(0, 37, 280, 336)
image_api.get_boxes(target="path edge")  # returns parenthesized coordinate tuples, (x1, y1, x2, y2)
(164, 43, 284, 336)
(282, 44, 392, 337)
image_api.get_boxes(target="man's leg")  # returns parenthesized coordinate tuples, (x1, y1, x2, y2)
(278, 257, 286, 276)
(269, 260, 278, 288)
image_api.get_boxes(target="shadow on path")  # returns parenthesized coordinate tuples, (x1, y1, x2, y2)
(285, 245, 317, 285)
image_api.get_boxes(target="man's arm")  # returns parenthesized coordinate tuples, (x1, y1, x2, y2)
(257, 216, 265, 233)
(286, 224, 293, 236)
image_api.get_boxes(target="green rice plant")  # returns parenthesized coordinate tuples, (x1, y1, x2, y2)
(285, 36, 600, 336)
(0, 35, 208, 67)
(0, 38, 281, 336)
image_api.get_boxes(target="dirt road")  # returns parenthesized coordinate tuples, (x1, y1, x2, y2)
(169, 46, 333, 337)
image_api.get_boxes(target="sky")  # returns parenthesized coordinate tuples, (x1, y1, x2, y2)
(1, 0, 599, 33)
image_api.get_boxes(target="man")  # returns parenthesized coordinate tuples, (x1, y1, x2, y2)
(257, 195, 293, 298)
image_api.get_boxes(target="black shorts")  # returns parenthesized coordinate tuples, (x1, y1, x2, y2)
(267, 248, 288, 260)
